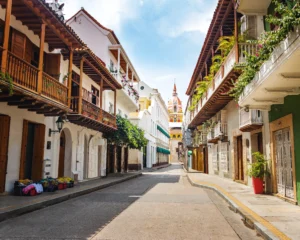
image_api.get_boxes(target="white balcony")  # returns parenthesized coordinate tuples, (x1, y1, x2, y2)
(239, 109, 263, 132)
(214, 121, 228, 139)
(207, 129, 215, 143)
(237, 0, 271, 15)
(239, 27, 300, 110)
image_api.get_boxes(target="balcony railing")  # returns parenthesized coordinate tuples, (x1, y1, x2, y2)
(207, 129, 215, 142)
(3, 49, 68, 106)
(69, 94, 116, 128)
(214, 121, 228, 138)
(109, 71, 139, 104)
(189, 43, 257, 125)
(239, 109, 263, 131)
(6, 50, 38, 92)
(42, 72, 68, 105)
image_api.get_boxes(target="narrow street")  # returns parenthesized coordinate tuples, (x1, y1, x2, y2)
(0, 164, 260, 240)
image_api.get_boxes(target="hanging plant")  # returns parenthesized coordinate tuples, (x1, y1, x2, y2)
(0, 71, 13, 96)
(230, 0, 300, 100)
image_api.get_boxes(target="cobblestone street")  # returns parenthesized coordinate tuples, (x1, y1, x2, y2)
(0, 164, 259, 240)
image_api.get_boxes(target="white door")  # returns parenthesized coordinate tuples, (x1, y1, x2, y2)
(275, 128, 294, 199)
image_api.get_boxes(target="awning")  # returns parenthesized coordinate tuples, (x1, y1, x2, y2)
(157, 125, 170, 138)
(156, 147, 171, 155)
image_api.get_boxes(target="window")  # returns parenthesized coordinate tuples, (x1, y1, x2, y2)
(109, 103, 113, 114)
(91, 85, 99, 105)
(118, 109, 122, 116)
(109, 60, 114, 72)
(174, 105, 177, 113)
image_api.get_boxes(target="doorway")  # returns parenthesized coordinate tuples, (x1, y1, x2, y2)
(124, 147, 128, 172)
(83, 135, 89, 179)
(98, 146, 102, 177)
(20, 120, 45, 181)
(274, 128, 294, 199)
(0, 115, 10, 193)
(143, 145, 147, 168)
(236, 136, 244, 181)
(203, 146, 208, 174)
(58, 131, 66, 177)
(116, 146, 122, 173)
(106, 144, 115, 174)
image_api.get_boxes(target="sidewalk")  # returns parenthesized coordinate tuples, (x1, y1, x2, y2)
(0, 172, 141, 222)
(187, 172, 300, 240)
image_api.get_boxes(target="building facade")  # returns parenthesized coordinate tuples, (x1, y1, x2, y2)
(168, 84, 183, 163)
(67, 8, 143, 173)
(185, 0, 300, 204)
(0, 1, 120, 193)
(130, 81, 170, 168)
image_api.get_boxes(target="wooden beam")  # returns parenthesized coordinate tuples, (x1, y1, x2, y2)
(79, 58, 83, 114)
(114, 89, 117, 116)
(1, 0, 12, 72)
(37, 23, 46, 94)
(67, 49, 73, 107)
(82, 57, 116, 90)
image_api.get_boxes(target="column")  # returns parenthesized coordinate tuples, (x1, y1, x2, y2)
(234, 8, 239, 63)
(113, 89, 117, 116)
(67, 49, 73, 107)
(78, 58, 83, 114)
(117, 48, 120, 81)
(37, 23, 46, 94)
(1, 0, 12, 72)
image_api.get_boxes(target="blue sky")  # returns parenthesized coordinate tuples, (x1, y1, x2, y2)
(63, 0, 217, 109)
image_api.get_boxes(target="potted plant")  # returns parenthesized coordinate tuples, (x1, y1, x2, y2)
(247, 152, 270, 194)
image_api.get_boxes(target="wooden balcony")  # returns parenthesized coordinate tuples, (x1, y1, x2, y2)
(68, 89, 116, 132)
(188, 43, 257, 128)
(239, 109, 263, 132)
(0, 49, 70, 115)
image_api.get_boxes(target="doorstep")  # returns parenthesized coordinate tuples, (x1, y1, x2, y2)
(0, 172, 141, 223)
(187, 172, 300, 240)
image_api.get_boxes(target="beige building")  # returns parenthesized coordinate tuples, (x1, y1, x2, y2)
(168, 84, 183, 163)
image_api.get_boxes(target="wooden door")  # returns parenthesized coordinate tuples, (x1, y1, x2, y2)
(19, 120, 29, 180)
(58, 131, 66, 177)
(0, 115, 10, 193)
(275, 128, 294, 199)
(11, 29, 26, 59)
(237, 136, 244, 181)
(124, 147, 128, 172)
(203, 146, 208, 174)
(117, 146, 122, 173)
(31, 124, 45, 181)
(44, 53, 61, 80)
(257, 132, 263, 154)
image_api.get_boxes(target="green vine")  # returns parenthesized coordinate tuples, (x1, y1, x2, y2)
(230, 0, 300, 100)
(0, 71, 13, 95)
(103, 115, 148, 149)
(188, 36, 235, 111)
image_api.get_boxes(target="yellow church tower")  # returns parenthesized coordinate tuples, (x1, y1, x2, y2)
(168, 84, 183, 163)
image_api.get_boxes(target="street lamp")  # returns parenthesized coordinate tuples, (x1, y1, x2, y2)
(49, 116, 64, 137)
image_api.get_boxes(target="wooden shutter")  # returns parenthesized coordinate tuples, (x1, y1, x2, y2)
(0, 115, 10, 193)
(11, 29, 26, 59)
(45, 53, 61, 80)
(31, 124, 45, 181)
(25, 39, 32, 64)
(19, 120, 29, 180)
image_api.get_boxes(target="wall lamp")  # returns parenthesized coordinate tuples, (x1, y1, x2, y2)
(49, 116, 64, 137)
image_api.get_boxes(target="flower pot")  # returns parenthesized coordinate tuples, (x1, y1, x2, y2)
(252, 177, 264, 194)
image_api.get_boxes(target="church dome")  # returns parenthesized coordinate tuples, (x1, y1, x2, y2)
(168, 84, 183, 113)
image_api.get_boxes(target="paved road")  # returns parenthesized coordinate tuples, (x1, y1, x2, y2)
(0, 164, 260, 240)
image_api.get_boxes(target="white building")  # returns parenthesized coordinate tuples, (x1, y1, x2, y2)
(0, 1, 121, 193)
(130, 81, 170, 168)
(67, 8, 144, 172)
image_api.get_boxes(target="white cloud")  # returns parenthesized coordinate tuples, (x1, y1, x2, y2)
(63, 0, 141, 32)
(156, 2, 216, 38)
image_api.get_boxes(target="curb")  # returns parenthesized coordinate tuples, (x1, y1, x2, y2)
(0, 173, 141, 223)
(187, 174, 289, 240)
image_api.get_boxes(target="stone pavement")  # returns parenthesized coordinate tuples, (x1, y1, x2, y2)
(0, 172, 141, 222)
(187, 172, 300, 240)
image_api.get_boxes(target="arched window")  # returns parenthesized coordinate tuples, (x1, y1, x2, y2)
(174, 105, 177, 113)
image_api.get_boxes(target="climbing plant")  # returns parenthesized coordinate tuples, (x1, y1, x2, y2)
(103, 115, 148, 149)
(230, 0, 300, 100)
(0, 71, 13, 95)
(188, 35, 235, 111)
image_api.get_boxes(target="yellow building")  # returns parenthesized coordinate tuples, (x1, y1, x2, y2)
(168, 84, 183, 163)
